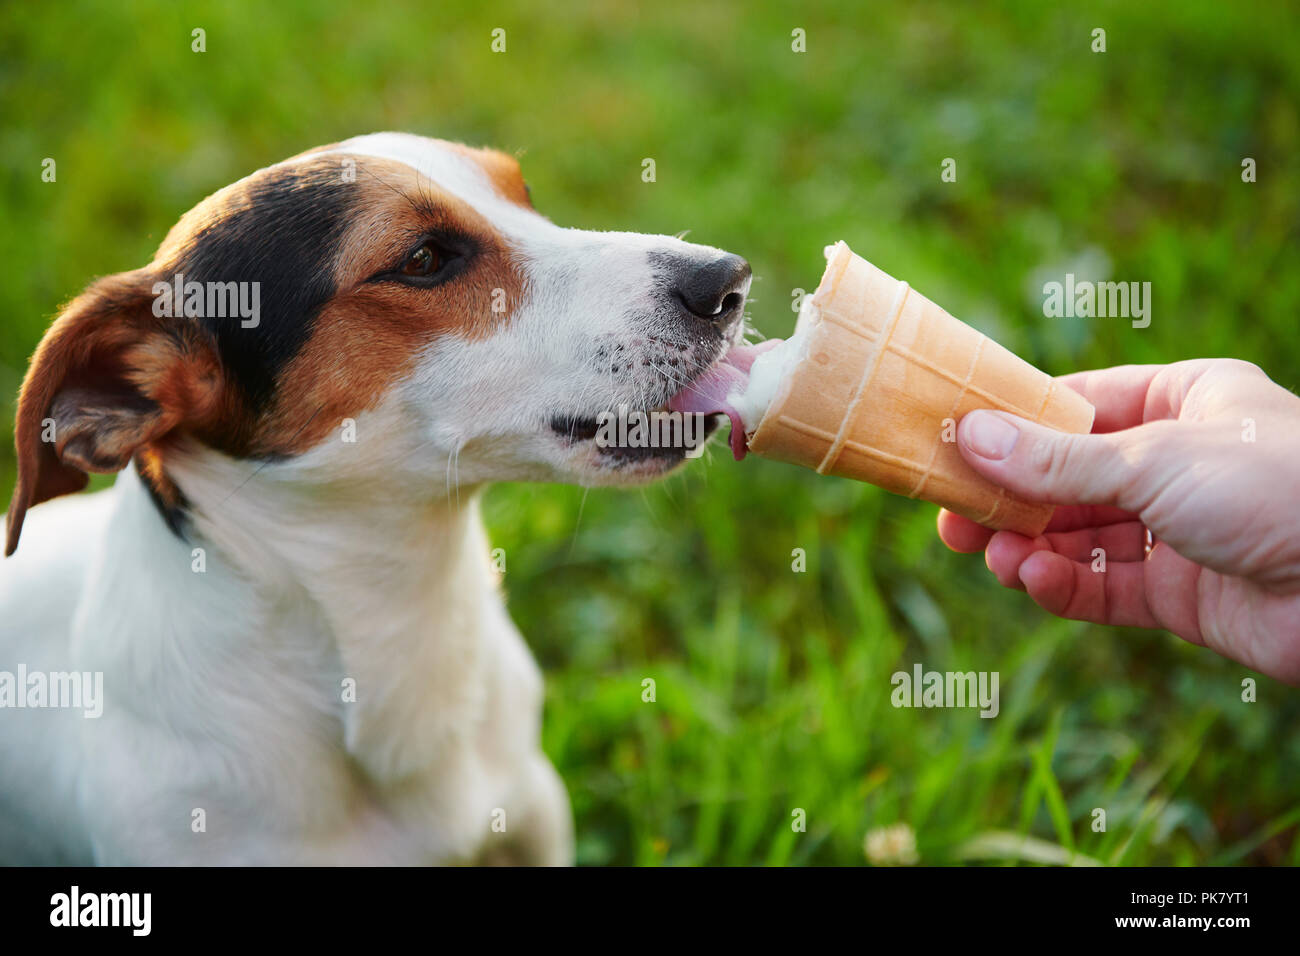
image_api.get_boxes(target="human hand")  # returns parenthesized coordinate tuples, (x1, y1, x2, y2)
(937, 360, 1300, 685)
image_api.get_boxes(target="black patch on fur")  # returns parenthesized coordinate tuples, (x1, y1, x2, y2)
(170, 161, 359, 409)
(134, 455, 191, 541)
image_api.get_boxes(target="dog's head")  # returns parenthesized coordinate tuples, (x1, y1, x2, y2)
(5, 132, 753, 554)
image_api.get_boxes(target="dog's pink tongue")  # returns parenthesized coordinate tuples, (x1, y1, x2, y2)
(667, 341, 782, 460)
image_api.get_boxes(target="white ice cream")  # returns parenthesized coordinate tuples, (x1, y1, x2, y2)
(727, 294, 819, 432)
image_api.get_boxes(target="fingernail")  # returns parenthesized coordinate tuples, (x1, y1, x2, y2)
(963, 411, 1020, 460)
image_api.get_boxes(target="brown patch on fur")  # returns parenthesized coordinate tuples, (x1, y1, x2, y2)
(448, 144, 533, 209)
(5, 270, 238, 554)
(252, 157, 527, 455)
(125, 325, 249, 456)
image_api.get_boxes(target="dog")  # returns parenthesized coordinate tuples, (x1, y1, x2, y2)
(0, 132, 752, 864)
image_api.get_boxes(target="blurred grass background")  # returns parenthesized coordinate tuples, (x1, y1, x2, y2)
(3, 0, 1299, 865)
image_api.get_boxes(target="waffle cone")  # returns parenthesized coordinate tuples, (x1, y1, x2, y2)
(747, 242, 1095, 536)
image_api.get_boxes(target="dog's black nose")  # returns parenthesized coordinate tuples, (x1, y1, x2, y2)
(674, 254, 751, 325)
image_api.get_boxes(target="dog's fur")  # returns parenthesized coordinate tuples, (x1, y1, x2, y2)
(0, 133, 750, 864)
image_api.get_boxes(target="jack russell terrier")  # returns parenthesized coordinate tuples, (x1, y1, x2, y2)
(0, 132, 758, 864)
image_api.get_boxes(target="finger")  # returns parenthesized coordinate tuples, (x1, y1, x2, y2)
(984, 531, 1048, 589)
(940, 502, 1135, 543)
(1055, 365, 1168, 432)
(1044, 504, 1142, 533)
(1043, 521, 1150, 564)
(983, 522, 1149, 589)
(936, 509, 994, 553)
(1014, 544, 1206, 639)
(1016, 551, 1162, 629)
(957, 410, 1176, 511)
(1138, 542, 1206, 643)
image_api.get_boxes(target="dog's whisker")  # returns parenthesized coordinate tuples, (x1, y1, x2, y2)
(567, 486, 591, 559)
(646, 360, 713, 404)
(443, 439, 464, 507)
(217, 404, 325, 507)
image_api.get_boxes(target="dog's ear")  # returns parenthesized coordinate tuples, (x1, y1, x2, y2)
(5, 269, 224, 556)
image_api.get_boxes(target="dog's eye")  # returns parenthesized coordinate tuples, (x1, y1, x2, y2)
(401, 242, 442, 277)
(369, 235, 472, 287)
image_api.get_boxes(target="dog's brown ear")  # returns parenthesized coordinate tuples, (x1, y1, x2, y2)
(5, 269, 223, 556)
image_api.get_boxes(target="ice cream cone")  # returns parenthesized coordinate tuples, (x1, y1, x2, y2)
(747, 242, 1095, 536)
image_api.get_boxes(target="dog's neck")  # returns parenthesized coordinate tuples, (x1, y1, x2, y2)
(100, 443, 499, 784)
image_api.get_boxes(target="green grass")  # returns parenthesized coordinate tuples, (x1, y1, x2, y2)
(2, 0, 1299, 865)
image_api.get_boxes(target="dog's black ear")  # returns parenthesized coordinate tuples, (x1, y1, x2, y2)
(5, 269, 223, 556)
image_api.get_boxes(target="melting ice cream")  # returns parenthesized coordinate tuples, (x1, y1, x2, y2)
(666, 296, 817, 459)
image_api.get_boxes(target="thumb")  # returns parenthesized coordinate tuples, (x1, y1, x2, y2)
(956, 409, 1167, 511)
